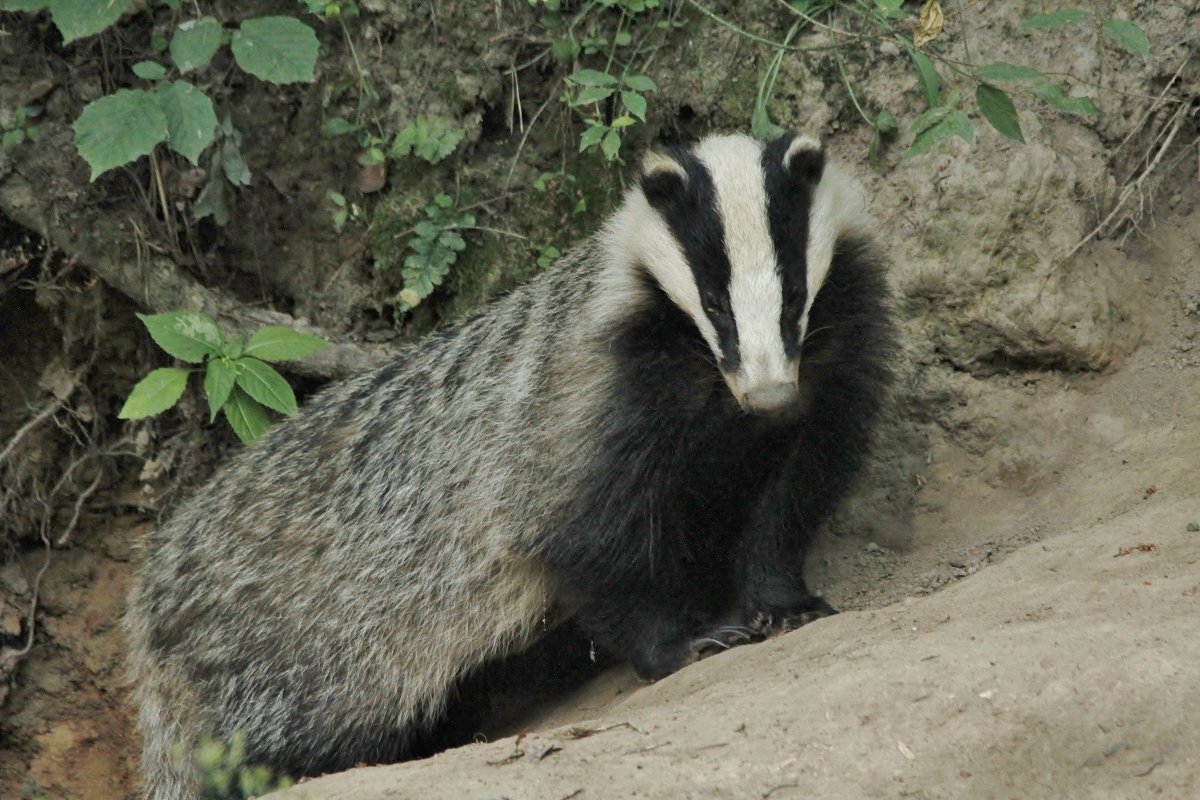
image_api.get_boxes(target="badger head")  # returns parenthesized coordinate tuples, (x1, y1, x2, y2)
(612, 132, 869, 416)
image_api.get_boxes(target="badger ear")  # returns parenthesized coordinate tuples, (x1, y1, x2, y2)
(639, 150, 687, 208)
(782, 134, 825, 186)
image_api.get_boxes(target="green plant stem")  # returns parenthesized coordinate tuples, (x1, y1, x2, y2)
(835, 51, 872, 125)
(685, 0, 840, 53)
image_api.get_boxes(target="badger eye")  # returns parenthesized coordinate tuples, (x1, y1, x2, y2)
(703, 300, 727, 319)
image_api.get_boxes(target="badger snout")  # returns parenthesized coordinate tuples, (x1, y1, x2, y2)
(742, 382, 801, 415)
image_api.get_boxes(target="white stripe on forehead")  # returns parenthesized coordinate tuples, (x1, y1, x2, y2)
(694, 134, 791, 388)
(800, 161, 870, 334)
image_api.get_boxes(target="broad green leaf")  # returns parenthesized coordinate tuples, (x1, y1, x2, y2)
(235, 357, 297, 415)
(222, 387, 270, 444)
(1032, 82, 1101, 115)
(579, 124, 606, 151)
(320, 116, 360, 137)
(0, 1, 50, 11)
(908, 49, 940, 108)
(622, 74, 657, 92)
(1020, 10, 1090, 30)
(132, 61, 167, 80)
(156, 81, 217, 165)
(3, 129, 25, 147)
(975, 83, 1024, 143)
(230, 16, 318, 84)
(73, 89, 167, 180)
(170, 16, 223, 74)
(243, 326, 328, 361)
(572, 86, 614, 105)
(1102, 19, 1149, 56)
(568, 68, 618, 86)
(601, 129, 621, 160)
(47, 0, 132, 43)
(610, 115, 636, 128)
(203, 358, 236, 422)
(136, 310, 223, 363)
(975, 62, 1046, 83)
(902, 110, 972, 163)
(118, 367, 189, 419)
(622, 91, 647, 121)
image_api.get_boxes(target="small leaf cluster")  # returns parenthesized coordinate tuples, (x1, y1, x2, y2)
(531, 0, 670, 161)
(395, 195, 475, 312)
(191, 732, 294, 800)
(1, 104, 41, 147)
(321, 115, 465, 167)
(569, 69, 657, 161)
(759, 2, 1150, 164)
(328, 190, 363, 231)
(6, 3, 319, 181)
(119, 311, 327, 445)
(904, 7, 1146, 159)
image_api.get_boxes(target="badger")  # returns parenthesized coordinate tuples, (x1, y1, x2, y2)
(124, 131, 894, 798)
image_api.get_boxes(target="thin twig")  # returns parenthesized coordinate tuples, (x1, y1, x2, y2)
(0, 393, 70, 465)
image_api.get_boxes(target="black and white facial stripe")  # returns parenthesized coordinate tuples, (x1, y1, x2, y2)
(615, 132, 869, 414)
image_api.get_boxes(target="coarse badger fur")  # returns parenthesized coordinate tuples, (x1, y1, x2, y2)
(125, 131, 895, 798)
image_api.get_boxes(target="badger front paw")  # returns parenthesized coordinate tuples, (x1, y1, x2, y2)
(746, 596, 837, 637)
(631, 624, 760, 681)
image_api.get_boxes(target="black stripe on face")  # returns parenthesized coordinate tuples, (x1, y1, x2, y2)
(762, 133, 825, 360)
(640, 149, 740, 373)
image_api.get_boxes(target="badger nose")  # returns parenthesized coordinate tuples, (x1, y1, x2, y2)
(743, 382, 800, 414)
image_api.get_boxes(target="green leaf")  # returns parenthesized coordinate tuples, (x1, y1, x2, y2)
(2, 129, 25, 147)
(389, 116, 465, 163)
(118, 367, 190, 419)
(621, 90, 647, 121)
(132, 61, 167, 80)
(902, 110, 973, 163)
(235, 357, 297, 415)
(975, 62, 1047, 83)
(1102, 19, 1149, 56)
(1032, 82, 1101, 115)
(155, 81, 218, 165)
(230, 16, 318, 84)
(908, 49, 940, 108)
(203, 358, 236, 422)
(975, 83, 1024, 143)
(320, 116, 360, 137)
(47, 0, 132, 43)
(874, 109, 898, 134)
(622, 74, 657, 92)
(568, 68, 618, 86)
(73, 89, 168, 180)
(243, 326, 328, 361)
(1020, 10, 1090, 30)
(222, 386, 271, 444)
(170, 16, 223, 74)
(136, 310, 223, 363)
(909, 105, 951, 137)
(578, 124, 606, 152)
(601, 129, 621, 161)
(573, 86, 614, 105)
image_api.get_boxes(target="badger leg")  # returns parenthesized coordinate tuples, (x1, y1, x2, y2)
(569, 587, 755, 681)
(735, 473, 838, 636)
